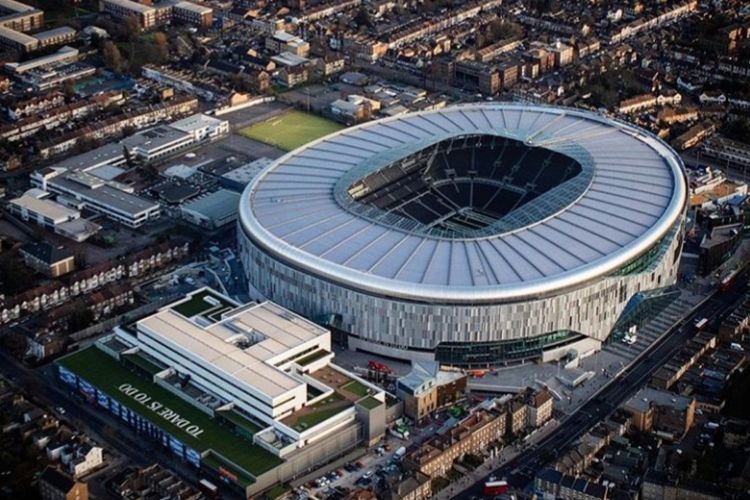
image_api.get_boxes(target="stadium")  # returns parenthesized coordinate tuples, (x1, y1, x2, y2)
(238, 104, 687, 366)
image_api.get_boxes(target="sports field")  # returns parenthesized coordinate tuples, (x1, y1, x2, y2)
(239, 110, 344, 151)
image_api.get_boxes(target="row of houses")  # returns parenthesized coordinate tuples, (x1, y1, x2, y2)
(99, 0, 212, 30)
(0, 239, 190, 325)
(403, 388, 553, 478)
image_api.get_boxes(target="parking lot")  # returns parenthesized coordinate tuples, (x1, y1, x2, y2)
(301, 442, 408, 499)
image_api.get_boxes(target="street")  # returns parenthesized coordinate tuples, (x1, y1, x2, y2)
(458, 269, 749, 498)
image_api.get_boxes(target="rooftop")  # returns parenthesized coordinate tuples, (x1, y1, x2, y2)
(10, 193, 79, 222)
(138, 291, 330, 401)
(170, 113, 225, 134)
(50, 173, 159, 217)
(625, 387, 693, 413)
(57, 345, 282, 476)
(242, 103, 686, 304)
(19, 242, 74, 264)
(38, 467, 76, 493)
(397, 361, 465, 395)
(181, 189, 240, 221)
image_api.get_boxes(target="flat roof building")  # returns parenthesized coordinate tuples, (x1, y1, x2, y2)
(180, 189, 240, 230)
(110, 288, 385, 448)
(100, 0, 157, 30)
(9, 192, 80, 226)
(220, 157, 273, 191)
(29, 114, 224, 228)
(5, 46, 78, 74)
(57, 289, 384, 497)
(9, 189, 100, 241)
(32, 170, 160, 228)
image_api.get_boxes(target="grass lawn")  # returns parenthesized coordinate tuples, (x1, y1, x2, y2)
(239, 110, 344, 151)
(285, 392, 350, 431)
(217, 409, 263, 436)
(265, 483, 290, 499)
(58, 346, 282, 476)
(296, 349, 330, 366)
(341, 380, 369, 397)
(122, 353, 163, 376)
(294, 406, 347, 430)
(357, 396, 382, 410)
(172, 290, 234, 318)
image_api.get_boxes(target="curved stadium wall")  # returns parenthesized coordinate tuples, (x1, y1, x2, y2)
(238, 104, 687, 366)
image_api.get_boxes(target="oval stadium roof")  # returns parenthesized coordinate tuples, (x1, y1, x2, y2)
(240, 104, 687, 304)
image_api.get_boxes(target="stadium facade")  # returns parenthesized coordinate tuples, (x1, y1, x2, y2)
(238, 104, 687, 366)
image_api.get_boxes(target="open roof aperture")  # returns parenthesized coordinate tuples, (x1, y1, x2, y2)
(346, 134, 586, 239)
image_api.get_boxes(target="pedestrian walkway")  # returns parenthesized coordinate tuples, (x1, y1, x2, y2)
(603, 290, 704, 361)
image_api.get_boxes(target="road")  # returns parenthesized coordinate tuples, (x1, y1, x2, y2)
(459, 273, 749, 498)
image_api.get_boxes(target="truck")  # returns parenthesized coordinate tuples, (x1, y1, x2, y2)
(394, 446, 406, 460)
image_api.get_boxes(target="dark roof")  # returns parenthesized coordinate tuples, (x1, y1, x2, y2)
(573, 477, 589, 492)
(560, 475, 575, 488)
(39, 466, 75, 493)
(19, 242, 73, 265)
(536, 468, 563, 483)
(586, 482, 608, 498)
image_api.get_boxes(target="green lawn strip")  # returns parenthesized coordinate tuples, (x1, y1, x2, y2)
(201, 452, 254, 488)
(296, 349, 330, 366)
(341, 380, 369, 397)
(294, 406, 349, 430)
(265, 483, 290, 499)
(122, 352, 163, 375)
(239, 110, 344, 151)
(58, 346, 281, 476)
(288, 392, 350, 431)
(172, 290, 233, 318)
(357, 396, 382, 410)
(217, 408, 263, 435)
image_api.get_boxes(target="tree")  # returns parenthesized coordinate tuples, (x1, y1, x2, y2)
(123, 15, 141, 40)
(74, 252, 87, 269)
(102, 40, 124, 72)
(354, 8, 373, 28)
(62, 80, 75, 99)
(153, 32, 169, 62)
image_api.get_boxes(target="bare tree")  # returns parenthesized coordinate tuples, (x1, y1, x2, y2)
(102, 40, 124, 72)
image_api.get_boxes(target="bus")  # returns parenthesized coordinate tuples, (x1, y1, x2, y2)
(483, 479, 509, 496)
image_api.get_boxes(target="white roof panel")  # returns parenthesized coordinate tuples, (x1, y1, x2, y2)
(241, 104, 686, 304)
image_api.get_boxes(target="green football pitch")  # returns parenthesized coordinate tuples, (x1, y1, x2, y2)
(239, 110, 344, 151)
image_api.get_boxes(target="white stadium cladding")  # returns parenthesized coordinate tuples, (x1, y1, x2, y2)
(238, 103, 687, 366)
